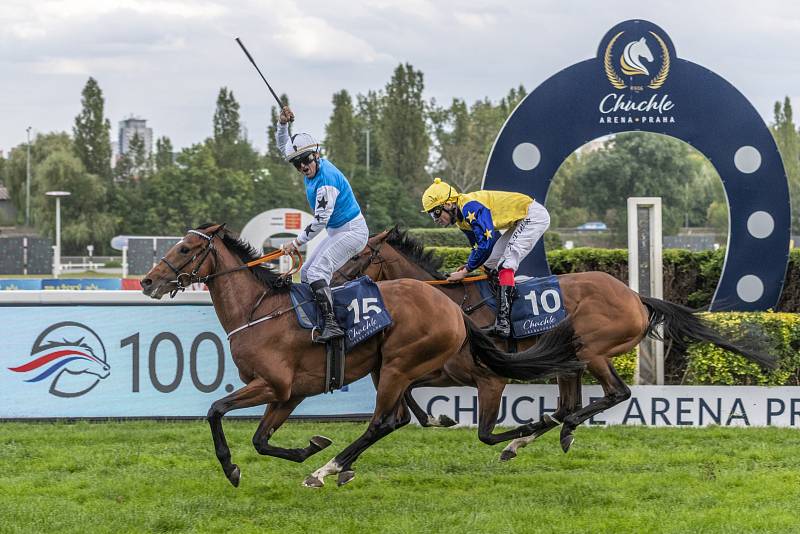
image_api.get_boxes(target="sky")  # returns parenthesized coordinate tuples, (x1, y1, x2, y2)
(1, 0, 799, 155)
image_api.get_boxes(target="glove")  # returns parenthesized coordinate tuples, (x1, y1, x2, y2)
(446, 267, 469, 282)
(279, 240, 298, 255)
(279, 106, 295, 125)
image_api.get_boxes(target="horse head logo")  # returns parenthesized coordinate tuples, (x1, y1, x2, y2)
(621, 37, 653, 76)
(8, 321, 111, 398)
(604, 31, 670, 90)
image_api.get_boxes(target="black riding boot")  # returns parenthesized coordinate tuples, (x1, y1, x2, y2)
(310, 280, 344, 344)
(489, 285, 513, 338)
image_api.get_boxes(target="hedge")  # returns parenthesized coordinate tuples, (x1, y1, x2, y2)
(427, 246, 800, 312)
(552, 313, 800, 386)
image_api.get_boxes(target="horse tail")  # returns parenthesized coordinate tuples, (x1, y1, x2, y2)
(464, 316, 585, 380)
(639, 296, 776, 369)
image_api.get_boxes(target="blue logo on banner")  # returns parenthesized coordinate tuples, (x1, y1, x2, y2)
(290, 276, 393, 350)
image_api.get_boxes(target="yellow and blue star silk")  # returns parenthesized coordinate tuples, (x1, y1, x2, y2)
(455, 190, 533, 271)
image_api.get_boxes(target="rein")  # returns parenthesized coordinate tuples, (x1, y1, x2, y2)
(159, 229, 303, 297)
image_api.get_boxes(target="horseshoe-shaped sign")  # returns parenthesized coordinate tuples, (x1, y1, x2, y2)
(484, 19, 790, 311)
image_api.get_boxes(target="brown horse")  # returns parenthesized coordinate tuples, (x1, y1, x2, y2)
(333, 227, 775, 460)
(140, 224, 584, 487)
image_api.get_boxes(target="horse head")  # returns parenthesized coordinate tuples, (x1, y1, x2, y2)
(332, 227, 396, 284)
(141, 224, 226, 299)
(621, 37, 653, 76)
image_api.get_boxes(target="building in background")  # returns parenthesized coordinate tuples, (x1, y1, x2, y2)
(117, 116, 153, 158)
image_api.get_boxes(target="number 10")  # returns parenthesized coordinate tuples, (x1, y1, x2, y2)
(524, 289, 561, 315)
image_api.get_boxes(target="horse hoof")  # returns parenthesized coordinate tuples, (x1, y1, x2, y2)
(302, 475, 324, 488)
(227, 465, 241, 488)
(310, 435, 333, 450)
(499, 449, 517, 462)
(337, 470, 355, 487)
(438, 415, 457, 427)
(560, 434, 575, 453)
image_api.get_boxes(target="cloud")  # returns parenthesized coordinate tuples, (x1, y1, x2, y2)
(454, 12, 497, 31)
(272, 13, 390, 64)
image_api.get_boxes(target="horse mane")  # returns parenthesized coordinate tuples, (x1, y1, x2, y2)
(384, 227, 446, 280)
(196, 223, 291, 293)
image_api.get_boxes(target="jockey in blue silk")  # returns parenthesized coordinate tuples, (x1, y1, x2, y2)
(276, 106, 369, 343)
(421, 178, 551, 337)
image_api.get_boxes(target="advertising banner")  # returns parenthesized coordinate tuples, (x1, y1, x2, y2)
(3, 300, 800, 427)
(0, 304, 375, 418)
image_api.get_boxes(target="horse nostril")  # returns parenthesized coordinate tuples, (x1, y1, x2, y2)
(141, 278, 152, 287)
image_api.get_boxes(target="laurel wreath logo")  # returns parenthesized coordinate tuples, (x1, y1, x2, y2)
(605, 30, 670, 90)
(604, 31, 626, 89)
(647, 31, 670, 89)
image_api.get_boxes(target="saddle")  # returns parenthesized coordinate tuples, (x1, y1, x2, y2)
(477, 275, 567, 339)
(290, 276, 393, 392)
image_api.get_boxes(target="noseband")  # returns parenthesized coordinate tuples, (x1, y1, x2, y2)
(337, 242, 390, 282)
(159, 229, 217, 297)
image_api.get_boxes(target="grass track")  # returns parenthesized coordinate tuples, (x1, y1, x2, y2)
(1, 421, 799, 533)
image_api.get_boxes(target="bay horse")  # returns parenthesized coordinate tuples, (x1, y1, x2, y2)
(140, 224, 584, 487)
(333, 227, 775, 460)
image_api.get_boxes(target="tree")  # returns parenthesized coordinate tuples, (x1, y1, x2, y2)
(355, 90, 383, 172)
(378, 63, 429, 193)
(4, 132, 72, 221)
(141, 143, 257, 233)
(73, 77, 112, 181)
(266, 93, 291, 164)
(33, 150, 115, 254)
(771, 97, 800, 232)
(324, 90, 358, 172)
(210, 87, 260, 172)
(567, 133, 703, 239)
(155, 136, 174, 170)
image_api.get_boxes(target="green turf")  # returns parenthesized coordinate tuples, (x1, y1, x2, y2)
(1, 421, 799, 533)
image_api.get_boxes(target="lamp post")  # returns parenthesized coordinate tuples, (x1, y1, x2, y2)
(46, 191, 71, 278)
(26, 127, 31, 226)
(363, 129, 370, 179)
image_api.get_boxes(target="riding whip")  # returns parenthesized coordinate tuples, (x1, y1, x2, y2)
(235, 37, 284, 108)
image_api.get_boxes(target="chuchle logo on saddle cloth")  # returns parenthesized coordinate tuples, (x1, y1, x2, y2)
(290, 276, 393, 351)
(478, 276, 567, 338)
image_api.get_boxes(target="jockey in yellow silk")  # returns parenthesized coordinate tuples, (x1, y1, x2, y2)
(421, 178, 551, 337)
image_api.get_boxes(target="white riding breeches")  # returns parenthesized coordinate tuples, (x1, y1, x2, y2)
(483, 200, 550, 272)
(301, 214, 369, 285)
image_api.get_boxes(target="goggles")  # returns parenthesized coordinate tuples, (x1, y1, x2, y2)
(428, 206, 444, 221)
(292, 152, 316, 170)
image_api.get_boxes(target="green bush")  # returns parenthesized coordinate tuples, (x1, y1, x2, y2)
(683, 312, 800, 385)
(409, 227, 563, 250)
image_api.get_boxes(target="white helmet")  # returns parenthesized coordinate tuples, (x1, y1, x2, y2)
(286, 132, 320, 162)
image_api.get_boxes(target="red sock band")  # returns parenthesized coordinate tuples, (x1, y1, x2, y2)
(498, 268, 515, 286)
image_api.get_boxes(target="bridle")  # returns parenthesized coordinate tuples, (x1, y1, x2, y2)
(335, 238, 490, 314)
(159, 229, 219, 297)
(159, 228, 304, 299)
(336, 241, 393, 283)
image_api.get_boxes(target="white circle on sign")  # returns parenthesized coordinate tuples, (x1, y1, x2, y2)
(734, 146, 761, 174)
(746, 211, 774, 239)
(736, 275, 764, 303)
(512, 143, 541, 171)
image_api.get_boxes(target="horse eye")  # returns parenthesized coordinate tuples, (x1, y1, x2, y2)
(180, 246, 190, 254)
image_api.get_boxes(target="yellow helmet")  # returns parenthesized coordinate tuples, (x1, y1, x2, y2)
(421, 178, 459, 212)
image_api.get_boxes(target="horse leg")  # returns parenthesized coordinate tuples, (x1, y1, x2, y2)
(559, 360, 631, 453)
(302, 369, 411, 488)
(207, 377, 273, 487)
(251, 397, 333, 463)
(404, 374, 457, 427)
(500, 370, 584, 461)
